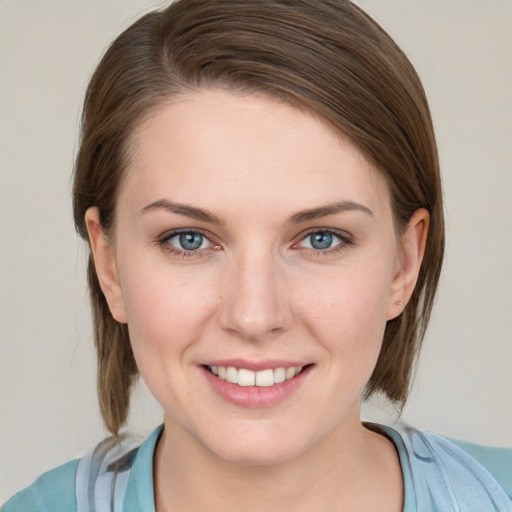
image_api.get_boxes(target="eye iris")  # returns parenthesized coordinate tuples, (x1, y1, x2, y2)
(179, 233, 203, 250)
(310, 232, 333, 250)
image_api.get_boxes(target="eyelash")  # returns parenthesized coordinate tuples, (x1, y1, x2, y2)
(156, 228, 354, 258)
(293, 228, 354, 256)
(157, 228, 219, 258)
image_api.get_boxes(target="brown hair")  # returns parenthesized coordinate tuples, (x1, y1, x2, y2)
(73, 0, 444, 435)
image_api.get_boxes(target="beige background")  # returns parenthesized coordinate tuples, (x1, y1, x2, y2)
(1, 0, 511, 501)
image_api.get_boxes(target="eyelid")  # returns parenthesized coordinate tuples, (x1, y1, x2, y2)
(292, 228, 354, 251)
(156, 226, 353, 257)
(157, 228, 221, 256)
(159, 227, 210, 241)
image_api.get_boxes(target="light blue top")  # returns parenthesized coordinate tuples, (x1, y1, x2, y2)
(3, 423, 511, 512)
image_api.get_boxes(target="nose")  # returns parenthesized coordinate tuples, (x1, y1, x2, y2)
(217, 249, 292, 342)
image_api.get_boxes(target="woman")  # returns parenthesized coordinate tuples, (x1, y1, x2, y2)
(3, 0, 511, 511)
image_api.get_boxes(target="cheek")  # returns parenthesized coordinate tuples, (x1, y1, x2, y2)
(295, 260, 393, 358)
(117, 255, 219, 356)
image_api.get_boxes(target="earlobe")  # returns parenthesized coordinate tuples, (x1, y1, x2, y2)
(386, 208, 430, 320)
(85, 207, 127, 324)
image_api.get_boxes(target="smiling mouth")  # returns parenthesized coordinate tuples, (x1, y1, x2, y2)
(204, 365, 308, 387)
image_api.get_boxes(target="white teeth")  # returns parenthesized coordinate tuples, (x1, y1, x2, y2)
(274, 367, 286, 384)
(225, 366, 238, 384)
(255, 369, 274, 387)
(285, 367, 296, 379)
(209, 365, 305, 387)
(237, 368, 256, 387)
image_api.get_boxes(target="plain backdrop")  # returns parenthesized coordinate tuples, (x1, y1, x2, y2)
(1, 0, 511, 501)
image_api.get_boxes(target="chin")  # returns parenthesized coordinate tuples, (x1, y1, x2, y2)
(214, 443, 302, 467)
(200, 421, 311, 466)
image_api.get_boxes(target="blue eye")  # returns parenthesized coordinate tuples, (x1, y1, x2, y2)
(179, 232, 204, 250)
(297, 230, 348, 251)
(163, 231, 213, 252)
(309, 232, 334, 250)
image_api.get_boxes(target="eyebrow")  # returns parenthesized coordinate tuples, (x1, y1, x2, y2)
(286, 201, 374, 224)
(140, 199, 223, 224)
(140, 199, 373, 225)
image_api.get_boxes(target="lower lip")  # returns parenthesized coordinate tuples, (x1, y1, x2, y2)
(201, 366, 312, 408)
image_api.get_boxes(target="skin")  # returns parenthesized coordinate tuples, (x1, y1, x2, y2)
(86, 89, 428, 511)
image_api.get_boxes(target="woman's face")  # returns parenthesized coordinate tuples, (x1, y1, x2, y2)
(90, 89, 422, 465)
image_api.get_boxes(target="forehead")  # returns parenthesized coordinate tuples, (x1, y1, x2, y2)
(120, 89, 391, 219)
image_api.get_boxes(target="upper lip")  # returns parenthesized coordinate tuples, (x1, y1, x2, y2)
(201, 359, 310, 371)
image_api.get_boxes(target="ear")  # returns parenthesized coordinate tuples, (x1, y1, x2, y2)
(85, 207, 127, 324)
(386, 208, 429, 320)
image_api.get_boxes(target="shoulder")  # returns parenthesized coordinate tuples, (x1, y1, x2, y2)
(395, 424, 512, 509)
(1, 459, 78, 512)
(450, 437, 512, 499)
(367, 422, 512, 510)
(2, 426, 162, 512)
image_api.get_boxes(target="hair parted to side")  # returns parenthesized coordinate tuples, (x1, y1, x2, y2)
(73, 0, 444, 435)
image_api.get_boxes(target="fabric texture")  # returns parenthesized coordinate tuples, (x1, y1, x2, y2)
(1, 459, 79, 512)
(2, 423, 511, 512)
(372, 423, 512, 511)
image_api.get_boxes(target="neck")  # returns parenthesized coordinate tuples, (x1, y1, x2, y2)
(154, 416, 403, 512)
